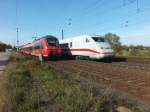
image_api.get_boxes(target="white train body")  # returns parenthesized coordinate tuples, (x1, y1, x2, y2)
(59, 35, 114, 59)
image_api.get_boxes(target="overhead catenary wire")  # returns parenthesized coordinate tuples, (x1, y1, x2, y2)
(73, 0, 146, 35)
(91, 1, 149, 34)
(86, 5, 149, 34)
(74, 0, 137, 27)
(61, 0, 139, 37)
(81, 0, 105, 15)
(73, 0, 106, 22)
(93, 16, 150, 35)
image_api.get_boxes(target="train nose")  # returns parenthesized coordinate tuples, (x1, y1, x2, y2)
(49, 47, 62, 57)
(98, 46, 114, 59)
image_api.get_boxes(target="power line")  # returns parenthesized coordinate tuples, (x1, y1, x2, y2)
(74, 0, 136, 27)
(67, 0, 147, 39)
(123, 0, 136, 6)
(90, 6, 150, 34)
(85, 7, 150, 34)
(92, 16, 150, 35)
(74, 0, 144, 33)
(82, 0, 105, 14)
(73, 0, 106, 22)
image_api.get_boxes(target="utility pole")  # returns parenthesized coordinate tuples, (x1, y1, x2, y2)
(62, 29, 64, 40)
(137, 0, 140, 13)
(32, 37, 36, 40)
(32, 37, 36, 41)
(32, 33, 38, 41)
(123, 0, 126, 6)
(13, 40, 16, 48)
(16, 28, 19, 50)
(61, 18, 72, 40)
(16, 0, 19, 50)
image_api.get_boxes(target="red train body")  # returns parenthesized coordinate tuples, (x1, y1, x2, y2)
(20, 35, 62, 58)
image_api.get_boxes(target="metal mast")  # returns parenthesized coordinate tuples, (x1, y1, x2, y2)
(16, 0, 19, 50)
(17, 28, 19, 49)
(62, 29, 64, 40)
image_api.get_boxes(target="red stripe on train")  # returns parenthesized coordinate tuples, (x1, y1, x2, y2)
(69, 48, 113, 54)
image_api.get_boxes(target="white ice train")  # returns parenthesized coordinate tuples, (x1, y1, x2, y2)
(59, 35, 114, 59)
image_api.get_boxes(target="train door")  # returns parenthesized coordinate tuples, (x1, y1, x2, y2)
(33, 42, 42, 56)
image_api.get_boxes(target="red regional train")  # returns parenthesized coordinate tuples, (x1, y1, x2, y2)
(20, 35, 62, 59)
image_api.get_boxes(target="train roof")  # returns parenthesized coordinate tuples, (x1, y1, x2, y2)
(34, 35, 57, 41)
(20, 35, 58, 48)
(60, 34, 103, 41)
(21, 43, 32, 48)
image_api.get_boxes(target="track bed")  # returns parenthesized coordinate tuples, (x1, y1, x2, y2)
(48, 58, 150, 105)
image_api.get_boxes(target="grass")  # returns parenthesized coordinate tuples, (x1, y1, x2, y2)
(120, 49, 150, 58)
(5, 53, 150, 112)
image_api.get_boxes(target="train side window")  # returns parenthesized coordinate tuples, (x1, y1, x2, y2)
(33, 45, 36, 49)
(40, 43, 43, 49)
(37, 44, 40, 49)
(70, 42, 72, 48)
(60, 43, 69, 48)
(38, 43, 42, 49)
(29, 47, 32, 51)
(86, 38, 90, 43)
(34, 43, 41, 49)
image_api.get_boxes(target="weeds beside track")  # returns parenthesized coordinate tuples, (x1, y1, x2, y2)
(5, 53, 150, 112)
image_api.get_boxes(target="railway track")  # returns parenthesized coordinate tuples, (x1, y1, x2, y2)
(48, 59, 150, 104)
(111, 62, 150, 71)
(91, 60, 150, 72)
(113, 57, 150, 71)
(94, 57, 150, 71)
(126, 57, 150, 64)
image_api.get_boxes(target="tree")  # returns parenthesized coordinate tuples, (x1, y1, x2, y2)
(122, 45, 129, 51)
(104, 33, 121, 45)
(104, 33, 122, 55)
(0, 42, 12, 51)
(129, 45, 138, 56)
(136, 45, 144, 50)
(0, 43, 7, 51)
(6, 44, 12, 49)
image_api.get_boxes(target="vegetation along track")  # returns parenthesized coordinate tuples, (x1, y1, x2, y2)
(48, 58, 150, 105)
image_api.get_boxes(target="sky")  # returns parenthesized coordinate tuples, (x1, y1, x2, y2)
(0, 0, 150, 46)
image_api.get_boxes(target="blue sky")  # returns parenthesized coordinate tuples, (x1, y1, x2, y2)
(0, 0, 150, 46)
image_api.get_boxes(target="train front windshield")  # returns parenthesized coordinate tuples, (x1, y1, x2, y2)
(46, 38, 59, 46)
(92, 37, 105, 42)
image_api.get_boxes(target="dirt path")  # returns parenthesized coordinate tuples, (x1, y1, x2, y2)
(0, 52, 11, 112)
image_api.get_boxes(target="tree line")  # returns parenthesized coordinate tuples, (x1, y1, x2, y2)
(0, 42, 12, 51)
(104, 33, 150, 57)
